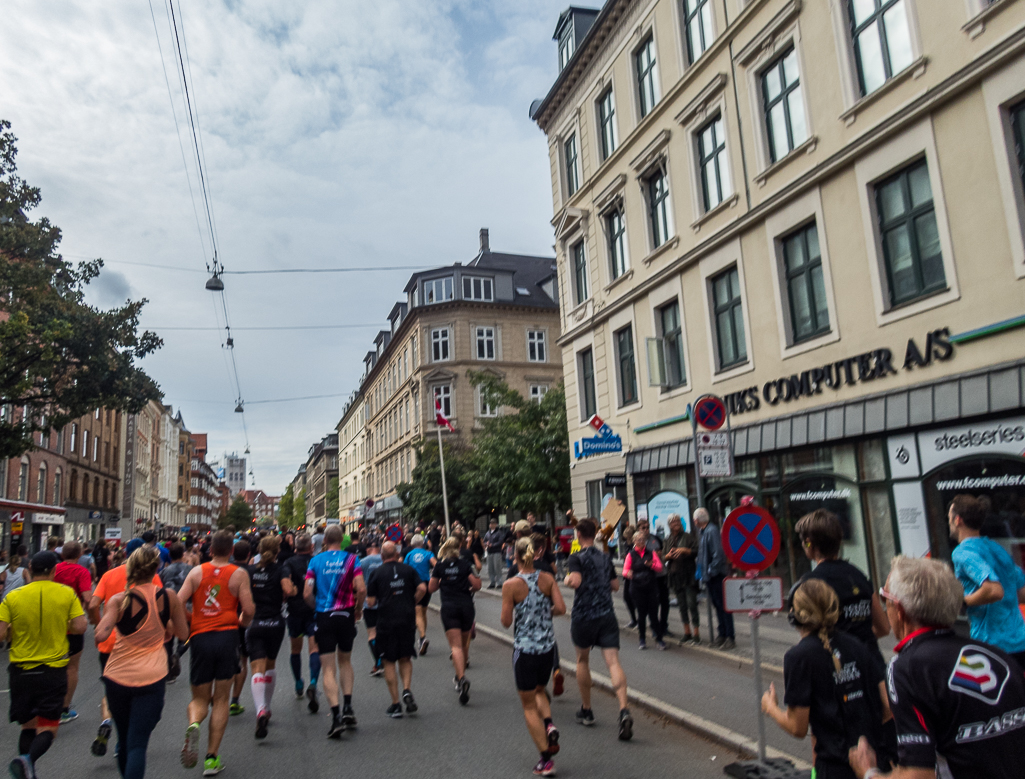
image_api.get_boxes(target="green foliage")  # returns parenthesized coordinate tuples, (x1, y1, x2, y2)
(326, 476, 339, 518)
(277, 484, 295, 529)
(220, 494, 253, 530)
(0, 119, 161, 459)
(293, 487, 306, 529)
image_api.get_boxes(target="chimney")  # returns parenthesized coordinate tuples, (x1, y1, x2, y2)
(479, 227, 490, 254)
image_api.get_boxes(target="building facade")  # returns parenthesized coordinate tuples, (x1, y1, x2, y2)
(63, 407, 122, 542)
(186, 433, 217, 531)
(224, 453, 247, 497)
(240, 488, 279, 523)
(337, 393, 369, 524)
(535, 0, 1025, 590)
(306, 434, 338, 524)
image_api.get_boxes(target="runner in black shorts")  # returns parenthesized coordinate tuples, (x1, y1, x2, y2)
(280, 533, 320, 709)
(359, 541, 385, 678)
(430, 538, 481, 705)
(246, 537, 287, 739)
(228, 540, 251, 717)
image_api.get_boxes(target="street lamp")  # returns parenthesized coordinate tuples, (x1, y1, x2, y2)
(205, 272, 224, 291)
(234, 401, 244, 413)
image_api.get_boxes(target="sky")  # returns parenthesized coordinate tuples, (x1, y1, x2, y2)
(1, 0, 578, 494)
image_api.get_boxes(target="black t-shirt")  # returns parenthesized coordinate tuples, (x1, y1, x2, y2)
(506, 551, 555, 579)
(887, 628, 1025, 778)
(783, 631, 884, 768)
(427, 529, 441, 552)
(248, 561, 284, 621)
(280, 553, 312, 612)
(366, 561, 421, 629)
(432, 557, 475, 607)
(567, 546, 617, 622)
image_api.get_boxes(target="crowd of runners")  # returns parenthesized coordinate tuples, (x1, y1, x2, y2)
(2, 494, 1025, 779)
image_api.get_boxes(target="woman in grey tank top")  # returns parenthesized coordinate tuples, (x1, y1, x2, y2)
(501, 537, 566, 777)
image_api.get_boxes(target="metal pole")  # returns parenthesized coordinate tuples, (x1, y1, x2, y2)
(437, 426, 451, 537)
(751, 611, 767, 765)
(691, 401, 714, 638)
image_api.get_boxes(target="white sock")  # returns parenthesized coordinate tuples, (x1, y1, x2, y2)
(251, 674, 267, 714)
(264, 669, 276, 708)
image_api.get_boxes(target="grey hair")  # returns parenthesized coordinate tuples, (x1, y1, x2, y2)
(888, 556, 963, 628)
(693, 508, 710, 525)
(667, 513, 682, 524)
(411, 534, 425, 548)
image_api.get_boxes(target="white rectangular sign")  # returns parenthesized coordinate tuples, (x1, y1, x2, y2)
(917, 415, 1025, 473)
(32, 512, 64, 525)
(724, 577, 783, 613)
(696, 445, 733, 477)
(104, 528, 122, 540)
(891, 481, 931, 559)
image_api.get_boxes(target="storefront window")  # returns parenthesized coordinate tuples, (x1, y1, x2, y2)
(783, 473, 870, 582)
(863, 484, 897, 584)
(783, 444, 857, 480)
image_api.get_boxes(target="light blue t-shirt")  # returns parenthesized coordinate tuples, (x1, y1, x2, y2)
(952, 536, 1025, 654)
(359, 554, 383, 611)
(404, 548, 434, 584)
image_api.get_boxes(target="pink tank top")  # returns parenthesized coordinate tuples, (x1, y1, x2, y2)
(102, 583, 169, 687)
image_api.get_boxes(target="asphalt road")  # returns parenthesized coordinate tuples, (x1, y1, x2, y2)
(3, 617, 742, 779)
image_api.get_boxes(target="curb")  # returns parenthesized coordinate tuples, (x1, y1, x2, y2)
(448, 604, 811, 771)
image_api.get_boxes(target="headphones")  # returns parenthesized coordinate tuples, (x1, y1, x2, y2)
(786, 578, 808, 627)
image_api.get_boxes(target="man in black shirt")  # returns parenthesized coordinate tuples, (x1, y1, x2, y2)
(564, 519, 633, 741)
(365, 542, 426, 719)
(280, 534, 321, 709)
(849, 556, 1025, 779)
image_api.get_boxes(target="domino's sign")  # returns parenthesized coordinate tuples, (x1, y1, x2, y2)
(574, 415, 623, 459)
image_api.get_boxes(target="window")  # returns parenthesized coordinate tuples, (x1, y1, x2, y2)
(660, 301, 687, 388)
(571, 241, 588, 304)
(762, 48, 808, 163)
(475, 326, 496, 360)
(598, 90, 617, 160)
(411, 334, 419, 367)
(712, 267, 747, 369)
(849, 0, 914, 96)
(93, 436, 99, 462)
(431, 327, 450, 361)
(1011, 100, 1025, 193)
(55, 428, 63, 454)
(37, 462, 46, 504)
(636, 37, 658, 118)
(782, 223, 830, 341)
(606, 207, 627, 279)
(558, 22, 575, 70)
(615, 326, 638, 406)
(565, 133, 580, 196)
(698, 115, 732, 211)
(683, 0, 715, 64)
(876, 160, 944, 305)
(424, 277, 454, 304)
(462, 276, 494, 301)
(530, 385, 549, 402)
(95, 408, 100, 419)
(646, 169, 671, 247)
(82, 429, 89, 457)
(528, 330, 547, 362)
(70, 423, 78, 454)
(477, 388, 498, 417)
(578, 348, 597, 419)
(433, 384, 452, 419)
(53, 468, 62, 506)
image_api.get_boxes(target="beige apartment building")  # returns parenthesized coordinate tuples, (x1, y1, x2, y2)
(535, 0, 1025, 590)
(337, 393, 370, 525)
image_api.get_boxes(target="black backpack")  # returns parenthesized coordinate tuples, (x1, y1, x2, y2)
(629, 548, 656, 590)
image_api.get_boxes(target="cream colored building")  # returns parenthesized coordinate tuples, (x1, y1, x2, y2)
(337, 392, 370, 526)
(535, 0, 1025, 590)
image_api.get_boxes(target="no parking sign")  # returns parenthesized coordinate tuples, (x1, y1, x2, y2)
(721, 505, 781, 572)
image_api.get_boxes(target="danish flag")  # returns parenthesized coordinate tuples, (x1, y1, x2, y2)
(435, 397, 456, 432)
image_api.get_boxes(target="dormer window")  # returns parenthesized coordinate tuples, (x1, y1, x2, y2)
(425, 277, 454, 304)
(462, 276, 494, 301)
(558, 23, 575, 70)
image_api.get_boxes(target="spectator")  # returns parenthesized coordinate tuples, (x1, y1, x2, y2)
(635, 519, 671, 637)
(948, 494, 1025, 664)
(483, 519, 507, 589)
(849, 556, 1025, 779)
(622, 526, 665, 650)
(695, 508, 735, 650)
(663, 514, 701, 645)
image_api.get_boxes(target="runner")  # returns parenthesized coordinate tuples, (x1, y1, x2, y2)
(1, 552, 88, 779)
(53, 540, 93, 723)
(403, 534, 435, 655)
(1, 548, 30, 600)
(246, 537, 286, 739)
(95, 547, 189, 779)
(177, 530, 255, 776)
(501, 538, 567, 777)
(303, 525, 366, 739)
(359, 539, 385, 678)
(430, 538, 481, 705)
(564, 518, 633, 739)
(280, 534, 320, 706)
(507, 530, 565, 695)
(160, 543, 192, 684)
(228, 540, 252, 717)
(365, 542, 425, 718)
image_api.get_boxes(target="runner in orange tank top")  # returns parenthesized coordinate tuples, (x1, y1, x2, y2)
(176, 532, 254, 776)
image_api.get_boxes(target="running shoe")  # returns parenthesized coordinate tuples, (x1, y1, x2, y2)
(202, 756, 225, 776)
(306, 685, 319, 714)
(327, 714, 345, 739)
(679, 634, 693, 646)
(458, 677, 470, 706)
(532, 758, 555, 776)
(8, 756, 34, 779)
(626, 620, 638, 629)
(228, 702, 244, 716)
(181, 723, 201, 769)
(255, 711, 270, 740)
(453, 675, 461, 691)
(60, 708, 79, 724)
(402, 690, 418, 714)
(418, 637, 429, 656)
(552, 668, 564, 697)
(169, 652, 181, 683)
(294, 680, 305, 698)
(657, 640, 668, 651)
(386, 703, 403, 719)
(575, 708, 595, 726)
(721, 638, 736, 651)
(618, 709, 634, 741)
(341, 704, 357, 728)
(91, 719, 113, 757)
(370, 665, 384, 678)
(546, 723, 560, 755)
(691, 635, 701, 645)
(638, 640, 647, 650)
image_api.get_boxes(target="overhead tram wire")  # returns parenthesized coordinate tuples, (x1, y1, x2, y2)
(91, 258, 431, 274)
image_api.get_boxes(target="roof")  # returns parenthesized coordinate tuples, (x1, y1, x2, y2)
(403, 250, 558, 310)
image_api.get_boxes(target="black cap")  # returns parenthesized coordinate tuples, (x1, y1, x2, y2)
(30, 551, 60, 574)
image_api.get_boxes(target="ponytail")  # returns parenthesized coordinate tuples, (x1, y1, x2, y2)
(257, 536, 280, 569)
(791, 579, 841, 672)
(118, 547, 161, 618)
(515, 537, 535, 567)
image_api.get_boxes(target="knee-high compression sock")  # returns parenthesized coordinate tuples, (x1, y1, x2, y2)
(264, 670, 276, 706)
(290, 654, 302, 683)
(309, 652, 321, 685)
(251, 674, 267, 713)
(29, 731, 54, 764)
(19, 729, 35, 756)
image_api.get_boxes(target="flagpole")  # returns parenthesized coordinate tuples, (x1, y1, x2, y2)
(437, 425, 451, 538)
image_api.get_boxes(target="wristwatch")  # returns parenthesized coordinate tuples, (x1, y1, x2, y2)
(863, 769, 882, 779)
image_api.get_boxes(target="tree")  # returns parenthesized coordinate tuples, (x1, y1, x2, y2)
(220, 494, 253, 530)
(277, 484, 295, 529)
(397, 436, 470, 526)
(326, 476, 339, 518)
(0, 119, 162, 459)
(467, 372, 571, 518)
(293, 487, 306, 529)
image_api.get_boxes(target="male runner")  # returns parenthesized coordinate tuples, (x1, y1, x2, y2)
(360, 539, 385, 677)
(304, 525, 366, 739)
(228, 540, 252, 716)
(280, 534, 320, 707)
(365, 542, 425, 718)
(403, 534, 435, 655)
(52, 540, 92, 723)
(565, 518, 633, 740)
(1, 552, 88, 779)
(178, 531, 255, 776)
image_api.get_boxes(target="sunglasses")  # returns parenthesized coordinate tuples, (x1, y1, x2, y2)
(878, 586, 899, 606)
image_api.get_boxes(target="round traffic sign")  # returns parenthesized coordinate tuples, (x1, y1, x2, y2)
(694, 396, 726, 431)
(721, 506, 781, 572)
